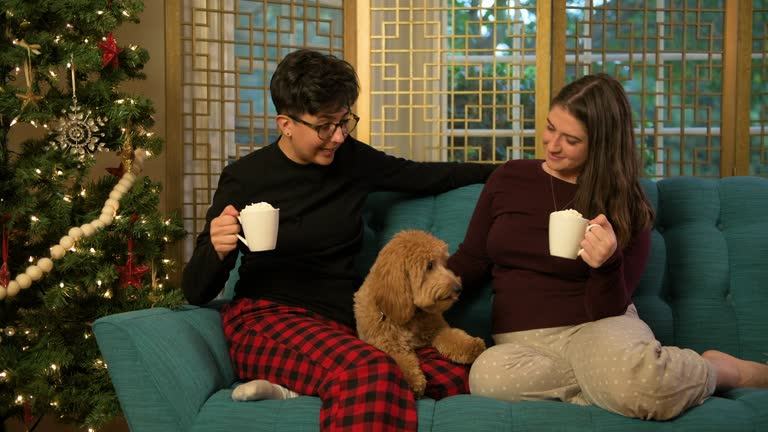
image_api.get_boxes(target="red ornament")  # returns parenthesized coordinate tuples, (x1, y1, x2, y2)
(24, 402, 33, 431)
(116, 236, 150, 289)
(98, 32, 123, 69)
(116, 254, 150, 289)
(0, 224, 9, 288)
(24, 402, 35, 430)
(106, 162, 125, 178)
(0, 262, 7, 287)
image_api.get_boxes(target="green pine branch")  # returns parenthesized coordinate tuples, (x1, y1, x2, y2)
(0, 1, 186, 430)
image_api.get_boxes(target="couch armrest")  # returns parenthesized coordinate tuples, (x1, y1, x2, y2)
(93, 306, 235, 432)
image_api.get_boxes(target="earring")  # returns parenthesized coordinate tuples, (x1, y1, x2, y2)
(285, 132, 291, 137)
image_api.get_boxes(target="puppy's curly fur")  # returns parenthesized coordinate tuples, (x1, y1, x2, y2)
(353, 230, 486, 398)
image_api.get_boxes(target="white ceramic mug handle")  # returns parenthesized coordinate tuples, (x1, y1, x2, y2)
(236, 216, 249, 247)
(577, 224, 601, 257)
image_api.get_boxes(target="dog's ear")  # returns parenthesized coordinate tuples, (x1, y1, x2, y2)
(370, 240, 416, 325)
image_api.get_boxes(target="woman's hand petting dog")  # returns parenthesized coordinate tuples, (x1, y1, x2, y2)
(354, 230, 487, 398)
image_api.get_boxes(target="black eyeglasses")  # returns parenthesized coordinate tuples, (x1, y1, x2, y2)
(287, 113, 360, 140)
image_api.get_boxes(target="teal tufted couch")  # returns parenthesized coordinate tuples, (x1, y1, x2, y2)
(93, 176, 768, 432)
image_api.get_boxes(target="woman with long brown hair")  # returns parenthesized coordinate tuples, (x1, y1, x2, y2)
(448, 73, 768, 420)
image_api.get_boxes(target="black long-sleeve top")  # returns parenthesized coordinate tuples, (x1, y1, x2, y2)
(182, 136, 497, 328)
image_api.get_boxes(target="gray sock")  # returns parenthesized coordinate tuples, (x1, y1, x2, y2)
(231, 379, 299, 401)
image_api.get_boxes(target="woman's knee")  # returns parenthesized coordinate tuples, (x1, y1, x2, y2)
(469, 347, 516, 399)
(469, 344, 572, 401)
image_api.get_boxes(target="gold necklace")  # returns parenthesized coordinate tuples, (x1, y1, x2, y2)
(550, 174, 576, 211)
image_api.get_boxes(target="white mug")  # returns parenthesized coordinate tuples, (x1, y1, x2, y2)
(548, 212, 599, 260)
(236, 208, 279, 252)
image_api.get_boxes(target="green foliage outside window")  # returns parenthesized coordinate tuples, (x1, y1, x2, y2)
(444, 0, 766, 176)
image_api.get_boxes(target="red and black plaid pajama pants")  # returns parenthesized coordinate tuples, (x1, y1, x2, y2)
(221, 298, 471, 432)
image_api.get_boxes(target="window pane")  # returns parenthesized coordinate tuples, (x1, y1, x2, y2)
(180, 0, 345, 259)
(752, 1, 768, 176)
(369, 0, 538, 163)
(565, 1, 725, 178)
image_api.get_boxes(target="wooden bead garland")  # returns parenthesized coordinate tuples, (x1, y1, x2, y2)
(0, 150, 146, 301)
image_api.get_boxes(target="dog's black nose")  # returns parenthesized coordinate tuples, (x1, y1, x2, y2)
(453, 284, 462, 295)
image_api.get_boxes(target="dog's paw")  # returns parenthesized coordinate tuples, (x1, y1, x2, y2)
(442, 335, 487, 364)
(464, 336, 487, 363)
(400, 367, 427, 398)
(408, 372, 427, 399)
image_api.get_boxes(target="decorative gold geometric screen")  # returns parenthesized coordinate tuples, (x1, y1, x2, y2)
(753, 3, 768, 175)
(365, 1, 765, 178)
(172, 0, 766, 261)
(178, 0, 344, 259)
(563, 1, 727, 177)
(366, 1, 538, 163)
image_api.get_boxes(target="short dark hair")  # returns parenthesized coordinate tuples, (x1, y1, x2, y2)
(270, 49, 360, 116)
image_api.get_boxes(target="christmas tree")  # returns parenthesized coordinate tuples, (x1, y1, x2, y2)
(0, 1, 185, 430)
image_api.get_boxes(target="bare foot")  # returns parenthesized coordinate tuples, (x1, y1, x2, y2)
(702, 350, 768, 391)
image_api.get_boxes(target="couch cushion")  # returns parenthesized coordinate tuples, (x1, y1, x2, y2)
(192, 389, 438, 432)
(94, 307, 235, 432)
(192, 392, 321, 432)
(192, 390, 766, 431)
(429, 393, 759, 432)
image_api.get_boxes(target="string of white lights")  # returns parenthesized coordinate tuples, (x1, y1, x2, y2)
(0, 149, 146, 300)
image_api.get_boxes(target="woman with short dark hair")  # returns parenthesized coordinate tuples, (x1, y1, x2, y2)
(183, 49, 498, 432)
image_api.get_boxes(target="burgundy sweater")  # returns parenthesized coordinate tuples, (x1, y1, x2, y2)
(447, 159, 651, 334)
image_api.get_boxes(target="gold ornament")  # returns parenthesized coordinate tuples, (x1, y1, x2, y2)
(119, 128, 135, 173)
(16, 39, 41, 55)
(16, 86, 43, 110)
(14, 39, 43, 111)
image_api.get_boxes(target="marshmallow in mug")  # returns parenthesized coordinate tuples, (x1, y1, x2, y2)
(553, 208, 583, 218)
(241, 201, 276, 212)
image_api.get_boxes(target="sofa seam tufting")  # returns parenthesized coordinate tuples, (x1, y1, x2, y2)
(717, 181, 745, 359)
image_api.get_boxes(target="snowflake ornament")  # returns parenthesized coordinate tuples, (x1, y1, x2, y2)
(50, 101, 108, 155)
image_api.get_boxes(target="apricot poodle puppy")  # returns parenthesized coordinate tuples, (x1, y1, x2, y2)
(354, 229, 486, 398)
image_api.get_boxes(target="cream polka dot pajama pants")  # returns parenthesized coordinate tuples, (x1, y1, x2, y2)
(469, 305, 718, 420)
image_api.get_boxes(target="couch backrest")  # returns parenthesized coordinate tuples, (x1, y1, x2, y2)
(223, 176, 768, 362)
(357, 177, 768, 362)
(633, 177, 768, 361)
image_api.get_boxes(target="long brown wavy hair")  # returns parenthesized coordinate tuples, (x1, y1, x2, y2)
(551, 73, 654, 248)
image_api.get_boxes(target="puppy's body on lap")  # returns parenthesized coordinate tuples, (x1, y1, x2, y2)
(354, 230, 486, 398)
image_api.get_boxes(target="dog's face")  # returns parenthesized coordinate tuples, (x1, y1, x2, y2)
(370, 230, 462, 323)
(406, 237, 462, 314)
